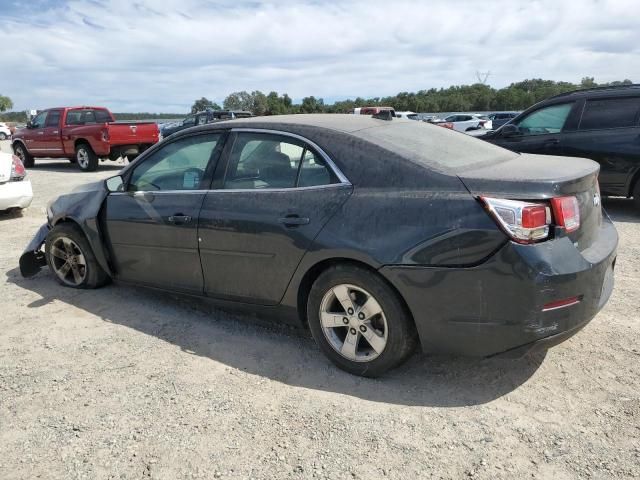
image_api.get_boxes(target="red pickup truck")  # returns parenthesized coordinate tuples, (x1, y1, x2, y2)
(12, 106, 160, 171)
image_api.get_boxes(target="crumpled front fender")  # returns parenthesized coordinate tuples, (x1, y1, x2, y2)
(19, 223, 50, 277)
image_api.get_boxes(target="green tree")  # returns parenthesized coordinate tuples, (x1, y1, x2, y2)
(223, 91, 254, 111)
(0, 95, 13, 112)
(190, 97, 220, 113)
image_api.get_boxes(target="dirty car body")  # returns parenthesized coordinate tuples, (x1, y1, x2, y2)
(20, 114, 617, 370)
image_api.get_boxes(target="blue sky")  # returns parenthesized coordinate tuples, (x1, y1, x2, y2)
(0, 0, 639, 112)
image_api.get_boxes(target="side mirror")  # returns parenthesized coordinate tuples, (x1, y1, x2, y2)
(26, 121, 34, 129)
(105, 175, 124, 192)
(501, 124, 520, 138)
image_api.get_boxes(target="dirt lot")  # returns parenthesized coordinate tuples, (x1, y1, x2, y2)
(1, 139, 639, 480)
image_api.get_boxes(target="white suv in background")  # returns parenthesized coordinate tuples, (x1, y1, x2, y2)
(395, 111, 420, 120)
(0, 122, 11, 140)
(440, 114, 493, 132)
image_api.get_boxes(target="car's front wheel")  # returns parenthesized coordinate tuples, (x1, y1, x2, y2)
(307, 265, 417, 377)
(45, 223, 109, 289)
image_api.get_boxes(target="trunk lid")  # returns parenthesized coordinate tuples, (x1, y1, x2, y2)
(458, 153, 602, 251)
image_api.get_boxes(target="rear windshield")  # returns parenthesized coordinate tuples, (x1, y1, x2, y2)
(353, 120, 517, 172)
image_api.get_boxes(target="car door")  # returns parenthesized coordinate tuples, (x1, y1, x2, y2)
(198, 130, 352, 305)
(102, 132, 226, 293)
(491, 102, 576, 155)
(42, 109, 64, 154)
(23, 111, 49, 153)
(559, 96, 640, 196)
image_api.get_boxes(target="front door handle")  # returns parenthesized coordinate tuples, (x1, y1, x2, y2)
(168, 214, 192, 224)
(279, 214, 310, 227)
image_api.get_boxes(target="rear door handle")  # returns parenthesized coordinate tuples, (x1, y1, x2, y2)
(168, 214, 192, 224)
(279, 214, 310, 227)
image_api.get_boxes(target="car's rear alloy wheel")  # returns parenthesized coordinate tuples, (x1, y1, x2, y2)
(45, 224, 109, 289)
(319, 284, 388, 362)
(308, 265, 417, 377)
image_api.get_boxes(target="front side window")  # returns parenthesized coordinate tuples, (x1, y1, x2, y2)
(579, 97, 640, 130)
(31, 111, 48, 128)
(45, 110, 61, 127)
(517, 103, 573, 136)
(128, 134, 221, 191)
(224, 132, 338, 189)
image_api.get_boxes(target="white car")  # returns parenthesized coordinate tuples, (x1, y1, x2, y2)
(0, 122, 11, 140)
(0, 151, 32, 212)
(395, 111, 420, 120)
(440, 114, 493, 132)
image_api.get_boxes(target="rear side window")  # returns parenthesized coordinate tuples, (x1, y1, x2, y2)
(224, 132, 338, 189)
(517, 103, 573, 135)
(579, 97, 640, 130)
(94, 110, 112, 123)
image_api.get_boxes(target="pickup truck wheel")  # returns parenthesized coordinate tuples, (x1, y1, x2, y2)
(76, 143, 98, 172)
(13, 143, 34, 168)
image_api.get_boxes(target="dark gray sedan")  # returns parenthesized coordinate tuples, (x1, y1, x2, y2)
(20, 114, 617, 376)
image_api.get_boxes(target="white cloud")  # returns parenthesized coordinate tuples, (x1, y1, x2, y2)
(0, 0, 639, 111)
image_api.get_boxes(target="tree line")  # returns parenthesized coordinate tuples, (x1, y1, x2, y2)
(207, 77, 633, 115)
(1, 77, 635, 123)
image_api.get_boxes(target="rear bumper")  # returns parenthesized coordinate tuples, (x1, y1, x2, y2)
(0, 180, 33, 210)
(380, 216, 618, 357)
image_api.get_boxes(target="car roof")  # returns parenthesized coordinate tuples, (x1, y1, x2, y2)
(185, 114, 516, 181)
(549, 84, 640, 101)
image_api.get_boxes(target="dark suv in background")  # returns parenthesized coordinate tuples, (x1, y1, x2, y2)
(161, 110, 253, 137)
(482, 85, 640, 208)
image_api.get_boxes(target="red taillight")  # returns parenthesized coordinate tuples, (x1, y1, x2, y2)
(10, 155, 26, 181)
(481, 197, 551, 243)
(440, 122, 454, 129)
(551, 196, 580, 233)
(521, 204, 548, 228)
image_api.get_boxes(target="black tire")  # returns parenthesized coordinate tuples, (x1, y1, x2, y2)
(13, 143, 34, 168)
(307, 264, 417, 377)
(75, 143, 98, 172)
(633, 180, 640, 211)
(0, 132, 7, 140)
(45, 223, 110, 289)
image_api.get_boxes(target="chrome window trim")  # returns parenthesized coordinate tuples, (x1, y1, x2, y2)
(109, 183, 351, 196)
(110, 127, 352, 196)
(230, 127, 351, 185)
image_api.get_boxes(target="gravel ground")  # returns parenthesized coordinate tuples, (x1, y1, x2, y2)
(1, 139, 639, 480)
